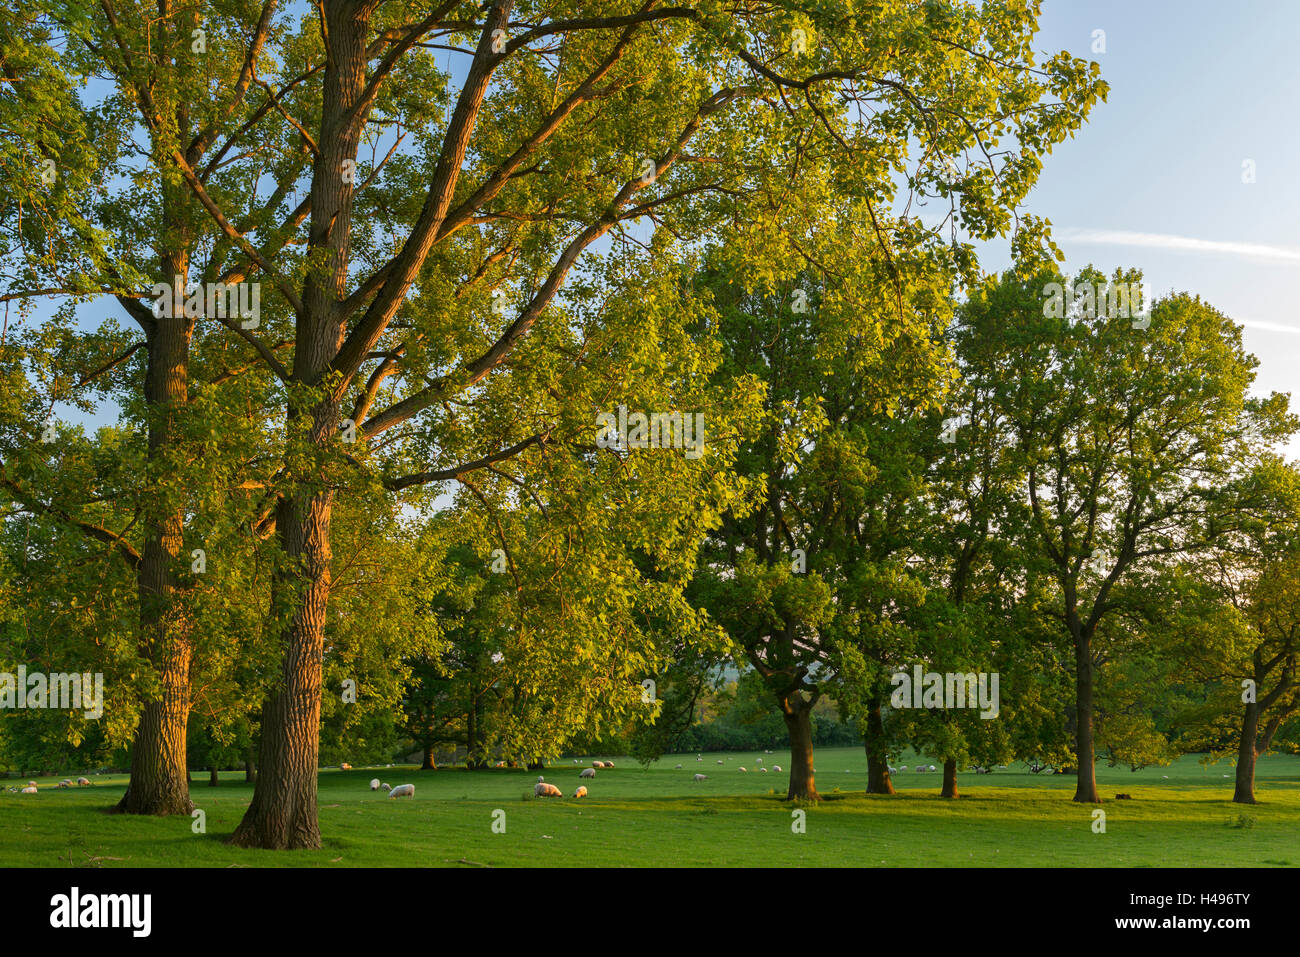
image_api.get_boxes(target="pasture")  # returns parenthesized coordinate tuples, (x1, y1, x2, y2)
(3, 748, 1297, 868)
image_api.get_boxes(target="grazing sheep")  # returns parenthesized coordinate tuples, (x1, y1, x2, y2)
(537, 775, 545, 783)
(928, 765, 936, 772)
(370, 778, 381, 791)
(592, 761, 605, 769)
(693, 774, 707, 782)
(341, 763, 352, 770)
(739, 767, 747, 772)
(674, 764, 683, 769)
(579, 768, 596, 779)
(773, 765, 782, 772)
(899, 765, 908, 771)
(756, 758, 764, 765)
(573, 786, 588, 799)
(696, 756, 703, 762)
(57, 780, 71, 788)
(388, 783, 415, 799)
(888, 766, 898, 774)
(604, 761, 614, 768)
(716, 760, 723, 765)
(380, 783, 391, 792)
(534, 782, 562, 797)
(21, 785, 38, 794)
(77, 777, 90, 787)
(760, 767, 769, 772)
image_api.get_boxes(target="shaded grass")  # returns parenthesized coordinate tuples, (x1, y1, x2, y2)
(2, 749, 1297, 867)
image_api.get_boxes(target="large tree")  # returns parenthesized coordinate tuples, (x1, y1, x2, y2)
(971, 267, 1294, 802)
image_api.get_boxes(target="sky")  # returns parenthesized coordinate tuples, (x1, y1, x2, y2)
(983, 0, 1300, 457)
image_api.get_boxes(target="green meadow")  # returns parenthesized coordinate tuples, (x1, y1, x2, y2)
(3, 748, 1297, 867)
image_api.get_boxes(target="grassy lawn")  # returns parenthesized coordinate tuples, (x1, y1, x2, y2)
(3, 748, 1297, 867)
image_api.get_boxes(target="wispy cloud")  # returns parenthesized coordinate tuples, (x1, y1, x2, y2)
(1057, 228, 1300, 265)
(1236, 318, 1300, 336)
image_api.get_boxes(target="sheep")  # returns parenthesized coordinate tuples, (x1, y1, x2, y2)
(899, 765, 908, 771)
(888, 766, 898, 774)
(929, 765, 937, 772)
(57, 780, 72, 788)
(739, 767, 747, 772)
(696, 756, 703, 762)
(674, 764, 683, 769)
(756, 757, 764, 765)
(693, 773, 707, 782)
(340, 763, 352, 771)
(760, 767, 769, 773)
(537, 775, 545, 783)
(21, 785, 38, 794)
(573, 786, 588, 799)
(380, 783, 392, 792)
(579, 768, 596, 779)
(370, 778, 381, 791)
(534, 782, 562, 797)
(77, 777, 90, 787)
(388, 783, 415, 799)
(773, 765, 782, 772)
(592, 761, 605, 769)
(604, 761, 614, 768)
(716, 760, 723, 765)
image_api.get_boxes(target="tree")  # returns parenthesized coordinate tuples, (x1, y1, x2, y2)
(973, 267, 1294, 802)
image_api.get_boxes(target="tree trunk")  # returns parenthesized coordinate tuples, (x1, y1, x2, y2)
(244, 751, 256, 783)
(941, 758, 959, 798)
(209, 765, 219, 787)
(1233, 701, 1259, 805)
(1072, 630, 1101, 803)
(117, 249, 195, 817)
(229, 489, 334, 850)
(863, 703, 894, 795)
(421, 745, 436, 770)
(781, 697, 819, 801)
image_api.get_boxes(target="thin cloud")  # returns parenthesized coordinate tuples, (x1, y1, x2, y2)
(1236, 318, 1300, 335)
(1058, 228, 1300, 265)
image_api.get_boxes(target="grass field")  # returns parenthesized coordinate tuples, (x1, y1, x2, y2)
(3, 748, 1298, 867)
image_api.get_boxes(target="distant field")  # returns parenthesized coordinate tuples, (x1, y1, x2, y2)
(2, 748, 1297, 867)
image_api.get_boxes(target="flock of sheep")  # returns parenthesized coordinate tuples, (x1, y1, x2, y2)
(8, 777, 92, 793)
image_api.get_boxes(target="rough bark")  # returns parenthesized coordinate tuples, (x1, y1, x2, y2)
(116, 248, 195, 817)
(209, 766, 220, 787)
(863, 703, 895, 795)
(1072, 629, 1101, 803)
(941, 757, 959, 798)
(1233, 701, 1260, 805)
(781, 696, 819, 801)
(421, 745, 436, 770)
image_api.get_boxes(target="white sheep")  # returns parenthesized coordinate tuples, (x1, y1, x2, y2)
(573, 785, 588, 798)
(739, 767, 747, 772)
(888, 766, 898, 774)
(900, 765, 908, 771)
(756, 757, 764, 765)
(773, 765, 782, 772)
(380, 783, 392, 792)
(929, 765, 937, 772)
(693, 773, 707, 782)
(534, 782, 562, 797)
(760, 767, 769, 772)
(369, 778, 381, 791)
(579, 768, 596, 779)
(388, 783, 415, 799)
(696, 756, 703, 762)
(592, 761, 605, 769)
(77, 777, 91, 787)
(716, 760, 723, 765)
(604, 760, 614, 768)
(57, 780, 71, 788)
(674, 764, 683, 769)
(21, 785, 38, 794)
(536, 775, 545, 783)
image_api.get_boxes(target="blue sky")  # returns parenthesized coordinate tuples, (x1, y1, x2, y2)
(988, 0, 1300, 457)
